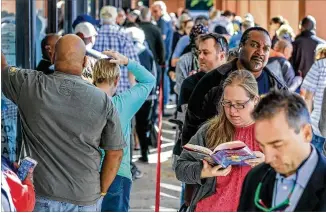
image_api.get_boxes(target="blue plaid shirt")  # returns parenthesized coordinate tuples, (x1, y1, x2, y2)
(93, 24, 140, 94)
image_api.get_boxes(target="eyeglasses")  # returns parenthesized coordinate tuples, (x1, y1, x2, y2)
(254, 168, 297, 212)
(221, 98, 251, 109)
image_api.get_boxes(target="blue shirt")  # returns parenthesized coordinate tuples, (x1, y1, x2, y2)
(172, 35, 190, 59)
(229, 32, 242, 49)
(101, 60, 156, 180)
(256, 71, 271, 95)
(93, 24, 140, 94)
(272, 145, 318, 211)
(156, 15, 174, 62)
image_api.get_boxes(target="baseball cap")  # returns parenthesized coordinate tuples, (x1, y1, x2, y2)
(74, 22, 98, 38)
(100, 6, 118, 20)
(72, 14, 100, 29)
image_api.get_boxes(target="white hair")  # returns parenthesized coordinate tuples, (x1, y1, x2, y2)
(152, 1, 167, 13)
(125, 27, 145, 44)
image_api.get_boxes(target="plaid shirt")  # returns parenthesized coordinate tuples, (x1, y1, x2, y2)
(93, 24, 139, 94)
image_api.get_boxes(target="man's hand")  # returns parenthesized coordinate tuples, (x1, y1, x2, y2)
(13, 162, 34, 185)
(244, 151, 265, 168)
(1, 52, 8, 70)
(200, 160, 232, 178)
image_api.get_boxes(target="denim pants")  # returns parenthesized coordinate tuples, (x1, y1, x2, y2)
(34, 196, 103, 212)
(163, 66, 170, 106)
(101, 175, 132, 212)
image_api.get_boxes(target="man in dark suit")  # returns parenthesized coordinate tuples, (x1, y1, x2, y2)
(238, 90, 326, 212)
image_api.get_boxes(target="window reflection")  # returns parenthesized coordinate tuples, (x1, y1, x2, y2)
(1, 0, 16, 66)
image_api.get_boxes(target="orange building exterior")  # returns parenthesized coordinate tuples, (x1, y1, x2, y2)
(147, 0, 326, 40)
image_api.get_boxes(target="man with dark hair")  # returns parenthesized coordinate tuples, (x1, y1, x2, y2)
(238, 90, 326, 212)
(36, 34, 61, 74)
(291, 15, 325, 77)
(181, 26, 286, 206)
(182, 26, 286, 147)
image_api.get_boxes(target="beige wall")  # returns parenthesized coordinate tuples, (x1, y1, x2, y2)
(305, 0, 326, 39)
(270, 0, 299, 35)
(249, 0, 268, 29)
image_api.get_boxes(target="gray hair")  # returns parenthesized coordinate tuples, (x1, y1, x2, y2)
(152, 1, 167, 13)
(140, 6, 151, 21)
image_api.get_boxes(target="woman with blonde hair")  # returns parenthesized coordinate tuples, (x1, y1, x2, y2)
(175, 70, 265, 212)
(93, 50, 155, 211)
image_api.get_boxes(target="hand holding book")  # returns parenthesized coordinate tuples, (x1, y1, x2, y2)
(244, 151, 265, 168)
(200, 160, 232, 178)
(183, 141, 260, 168)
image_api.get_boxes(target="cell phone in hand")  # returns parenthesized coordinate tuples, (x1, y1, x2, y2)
(17, 157, 38, 181)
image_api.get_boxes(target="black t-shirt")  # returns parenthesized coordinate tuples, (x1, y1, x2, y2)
(256, 71, 271, 95)
(178, 71, 206, 111)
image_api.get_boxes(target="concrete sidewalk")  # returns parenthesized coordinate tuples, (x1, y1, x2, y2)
(130, 111, 181, 212)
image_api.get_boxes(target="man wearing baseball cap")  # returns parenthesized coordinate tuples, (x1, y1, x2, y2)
(74, 22, 99, 81)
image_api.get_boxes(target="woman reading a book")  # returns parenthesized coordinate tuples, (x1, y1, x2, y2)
(175, 70, 265, 211)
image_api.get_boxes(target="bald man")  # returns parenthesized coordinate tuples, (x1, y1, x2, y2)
(36, 34, 61, 74)
(266, 39, 296, 87)
(1, 34, 125, 211)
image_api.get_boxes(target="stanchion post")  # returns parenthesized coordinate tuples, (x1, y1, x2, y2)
(155, 65, 165, 212)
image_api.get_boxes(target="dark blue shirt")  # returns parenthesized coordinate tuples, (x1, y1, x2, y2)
(256, 71, 271, 95)
(157, 15, 173, 62)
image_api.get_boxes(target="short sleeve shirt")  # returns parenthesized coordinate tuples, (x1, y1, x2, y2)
(1, 67, 126, 205)
(301, 58, 326, 136)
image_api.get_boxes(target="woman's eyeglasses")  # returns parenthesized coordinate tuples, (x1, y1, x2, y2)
(221, 98, 251, 109)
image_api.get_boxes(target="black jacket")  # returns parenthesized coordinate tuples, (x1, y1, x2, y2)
(238, 150, 326, 211)
(36, 59, 54, 75)
(139, 22, 165, 66)
(291, 30, 325, 77)
(181, 58, 287, 146)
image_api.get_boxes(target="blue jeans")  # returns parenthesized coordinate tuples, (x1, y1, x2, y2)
(101, 175, 132, 212)
(34, 196, 103, 212)
(180, 182, 185, 207)
(312, 133, 326, 154)
(163, 66, 170, 106)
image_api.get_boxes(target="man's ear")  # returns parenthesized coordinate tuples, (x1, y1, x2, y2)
(83, 56, 88, 68)
(114, 76, 120, 87)
(302, 123, 313, 143)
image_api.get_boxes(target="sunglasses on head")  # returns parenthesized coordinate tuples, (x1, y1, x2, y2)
(205, 33, 228, 52)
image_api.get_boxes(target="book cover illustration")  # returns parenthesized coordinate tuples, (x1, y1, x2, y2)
(183, 141, 257, 168)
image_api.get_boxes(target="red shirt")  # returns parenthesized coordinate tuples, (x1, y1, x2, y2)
(3, 169, 35, 212)
(195, 124, 260, 212)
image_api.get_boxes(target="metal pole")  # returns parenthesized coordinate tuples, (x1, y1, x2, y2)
(76, 0, 88, 16)
(64, 0, 77, 33)
(16, 0, 35, 69)
(47, 0, 58, 33)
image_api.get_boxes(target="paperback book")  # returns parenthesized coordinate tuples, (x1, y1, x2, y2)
(183, 141, 256, 168)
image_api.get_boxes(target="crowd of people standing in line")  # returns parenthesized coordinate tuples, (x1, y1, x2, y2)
(1, 0, 326, 212)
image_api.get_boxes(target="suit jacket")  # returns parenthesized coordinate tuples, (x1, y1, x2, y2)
(238, 150, 326, 212)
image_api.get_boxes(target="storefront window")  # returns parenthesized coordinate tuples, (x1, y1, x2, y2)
(36, 0, 47, 66)
(1, 0, 18, 162)
(1, 0, 16, 66)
